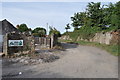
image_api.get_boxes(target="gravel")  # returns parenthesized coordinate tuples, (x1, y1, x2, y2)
(2, 43, 118, 78)
(8, 50, 61, 65)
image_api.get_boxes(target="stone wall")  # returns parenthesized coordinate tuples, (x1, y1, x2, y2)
(89, 32, 113, 45)
(110, 30, 120, 45)
(3, 32, 35, 56)
(60, 30, 120, 45)
(89, 30, 120, 45)
(0, 19, 20, 35)
(59, 35, 72, 41)
(0, 19, 20, 53)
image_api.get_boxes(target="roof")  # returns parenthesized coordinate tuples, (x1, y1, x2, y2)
(0, 19, 20, 35)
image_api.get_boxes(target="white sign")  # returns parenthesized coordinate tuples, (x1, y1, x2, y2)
(8, 40, 23, 47)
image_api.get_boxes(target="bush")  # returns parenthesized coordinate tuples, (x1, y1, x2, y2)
(65, 26, 101, 41)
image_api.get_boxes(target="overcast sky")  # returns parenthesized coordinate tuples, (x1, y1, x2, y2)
(0, 1, 119, 34)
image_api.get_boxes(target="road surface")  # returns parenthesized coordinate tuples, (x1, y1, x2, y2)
(2, 43, 118, 78)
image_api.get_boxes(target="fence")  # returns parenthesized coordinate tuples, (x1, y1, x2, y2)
(34, 37, 51, 49)
(34, 34, 58, 49)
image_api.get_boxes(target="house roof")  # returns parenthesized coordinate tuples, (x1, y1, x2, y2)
(0, 19, 20, 35)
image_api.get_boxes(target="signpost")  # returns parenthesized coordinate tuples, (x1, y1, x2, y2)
(8, 40, 23, 47)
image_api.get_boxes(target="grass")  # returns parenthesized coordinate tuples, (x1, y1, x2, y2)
(59, 39, 119, 56)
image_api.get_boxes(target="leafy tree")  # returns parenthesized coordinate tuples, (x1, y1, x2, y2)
(103, 1, 120, 30)
(71, 12, 87, 30)
(49, 27, 61, 37)
(65, 23, 70, 32)
(86, 2, 104, 28)
(68, 2, 120, 40)
(17, 24, 29, 32)
(113, 1, 120, 29)
(32, 27, 46, 37)
(103, 3, 115, 28)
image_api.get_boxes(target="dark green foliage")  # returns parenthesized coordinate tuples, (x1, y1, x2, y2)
(68, 1, 120, 40)
(86, 2, 103, 27)
(32, 27, 46, 37)
(17, 24, 29, 32)
(49, 27, 61, 37)
(71, 12, 87, 30)
(61, 2, 120, 56)
(65, 23, 70, 32)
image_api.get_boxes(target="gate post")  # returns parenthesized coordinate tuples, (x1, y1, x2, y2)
(50, 34, 54, 48)
(3, 34, 8, 56)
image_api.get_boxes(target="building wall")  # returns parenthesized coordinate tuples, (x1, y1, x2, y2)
(0, 19, 20, 52)
(0, 21, 3, 52)
(0, 21, 2, 35)
(1, 19, 19, 35)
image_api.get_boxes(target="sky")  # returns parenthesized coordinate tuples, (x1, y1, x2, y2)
(0, 1, 119, 34)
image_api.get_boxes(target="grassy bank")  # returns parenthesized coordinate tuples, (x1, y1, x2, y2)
(59, 39, 119, 56)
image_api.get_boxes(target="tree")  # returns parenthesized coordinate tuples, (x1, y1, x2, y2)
(32, 27, 46, 37)
(103, 1, 120, 30)
(103, 3, 115, 28)
(65, 23, 70, 32)
(113, 1, 120, 29)
(86, 2, 103, 28)
(49, 27, 61, 37)
(17, 24, 29, 32)
(71, 12, 87, 30)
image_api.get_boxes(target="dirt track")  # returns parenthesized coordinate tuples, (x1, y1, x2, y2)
(2, 43, 118, 78)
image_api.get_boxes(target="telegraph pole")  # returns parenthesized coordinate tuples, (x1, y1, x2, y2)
(46, 23, 48, 35)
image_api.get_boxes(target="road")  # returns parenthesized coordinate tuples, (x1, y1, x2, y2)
(2, 43, 118, 78)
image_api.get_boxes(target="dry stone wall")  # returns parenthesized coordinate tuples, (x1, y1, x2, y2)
(110, 30, 120, 45)
(90, 30, 120, 45)
(89, 32, 113, 45)
(60, 30, 120, 45)
(3, 32, 35, 56)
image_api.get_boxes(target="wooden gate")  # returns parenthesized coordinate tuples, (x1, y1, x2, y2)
(34, 37, 51, 49)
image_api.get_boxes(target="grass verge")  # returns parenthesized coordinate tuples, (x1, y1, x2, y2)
(59, 39, 119, 56)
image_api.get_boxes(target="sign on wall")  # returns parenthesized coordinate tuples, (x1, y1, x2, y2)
(8, 40, 23, 47)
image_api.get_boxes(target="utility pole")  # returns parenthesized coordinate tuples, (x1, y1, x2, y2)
(46, 23, 48, 35)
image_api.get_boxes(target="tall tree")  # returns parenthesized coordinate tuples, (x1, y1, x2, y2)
(71, 12, 87, 30)
(86, 2, 103, 28)
(49, 27, 61, 37)
(114, 1, 120, 29)
(32, 27, 46, 37)
(17, 24, 29, 32)
(65, 23, 70, 32)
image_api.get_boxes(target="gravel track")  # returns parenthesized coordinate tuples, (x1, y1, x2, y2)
(2, 43, 118, 78)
